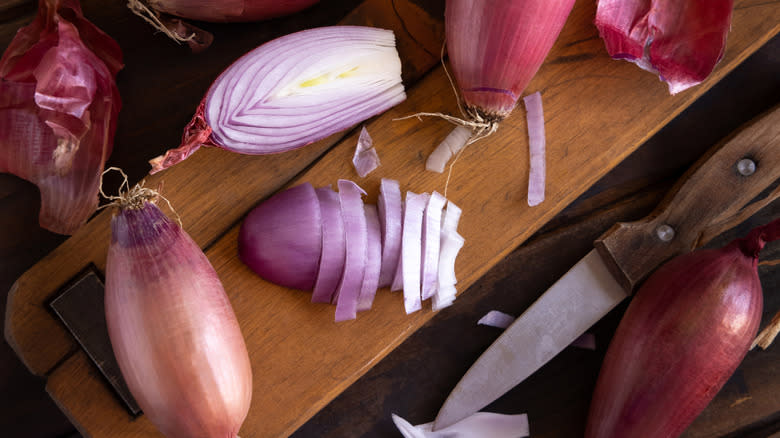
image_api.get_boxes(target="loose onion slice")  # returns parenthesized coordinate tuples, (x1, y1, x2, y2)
(378, 178, 403, 288)
(478, 310, 516, 329)
(357, 204, 382, 311)
(352, 126, 380, 178)
(238, 182, 322, 290)
(311, 187, 346, 303)
(333, 179, 368, 321)
(426, 125, 472, 173)
(392, 412, 529, 438)
(523, 91, 545, 207)
(401, 192, 429, 314)
(433, 201, 464, 310)
(151, 26, 406, 173)
(421, 191, 446, 300)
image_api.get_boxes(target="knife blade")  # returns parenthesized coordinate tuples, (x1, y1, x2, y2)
(434, 105, 780, 430)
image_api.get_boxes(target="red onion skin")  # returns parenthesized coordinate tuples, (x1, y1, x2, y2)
(106, 203, 252, 438)
(445, 0, 575, 119)
(148, 0, 320, 23)
(585, 237, 765, 438)
(0, 0, 122, 234)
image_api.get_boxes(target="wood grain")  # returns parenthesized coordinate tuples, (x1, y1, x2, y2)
(596, 106, 780, 292)
(4, 0, 780, 437)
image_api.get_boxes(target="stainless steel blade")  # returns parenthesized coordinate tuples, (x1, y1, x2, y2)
(434, 249, 628, 429)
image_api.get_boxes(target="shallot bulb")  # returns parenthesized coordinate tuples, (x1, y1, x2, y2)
(0, 0, 122, 234)
(105, 183, 252, 438)
(585, 217, 780, 438)
(422, 0, 574, 172)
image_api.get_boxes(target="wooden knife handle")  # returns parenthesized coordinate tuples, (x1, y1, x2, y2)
(595, 105, 780, 293)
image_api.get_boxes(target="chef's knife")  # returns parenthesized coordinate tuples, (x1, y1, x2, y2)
(434, 105, 780, 430)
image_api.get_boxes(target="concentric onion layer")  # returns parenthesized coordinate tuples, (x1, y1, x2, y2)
(205, 26, 406, 154)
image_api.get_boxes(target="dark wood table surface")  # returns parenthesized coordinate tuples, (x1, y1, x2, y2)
(1, 1, 778, 437)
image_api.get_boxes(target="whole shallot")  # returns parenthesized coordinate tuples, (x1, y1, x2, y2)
(585, 217, 779, 438)
(104, 174, 252, 438)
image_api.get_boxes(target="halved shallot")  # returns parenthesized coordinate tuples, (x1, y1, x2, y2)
(150, 26, 405, 173)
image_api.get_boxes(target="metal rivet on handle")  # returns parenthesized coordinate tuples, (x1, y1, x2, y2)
(737, 158, 756, 176)
(656, 224, 675, 242)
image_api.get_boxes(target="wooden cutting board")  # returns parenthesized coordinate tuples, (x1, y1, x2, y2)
(5, 0, 778, 436)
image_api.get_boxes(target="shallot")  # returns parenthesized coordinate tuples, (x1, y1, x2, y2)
(127, 0, 320, 51)
(238, 179, 467, 321)
(150, 26, 405, 173)
(585, 217, 779, 438)
(420, 0, 574, 171)
(0, 0, 122, 234)
(595, 0, 733, 94)
(104, 177, 252, 438)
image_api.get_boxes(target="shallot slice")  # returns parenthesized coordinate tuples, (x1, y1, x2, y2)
(333, 179, 368, 321)
(523, 91, 545, 207)
(426, 125, 472, 173)
(352, 126, 380, 178)
(421, 191, 447, 299)
(311, 187, 345, 303)
(378, 178, 403, 288)
(433, 201, 464, 309)
(357, 204, 382, 311)
(477, 310, 515, 329)
(401, 192, 429, 314)
(392, 412, 529, 437)
(238, 182, 322, 290)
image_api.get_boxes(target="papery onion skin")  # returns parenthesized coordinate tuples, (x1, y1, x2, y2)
(585, 222, 773, 438)
(105, 202, 252, 438)
(238, 182, 322, 291)
(595, 0, 733, 94)
(148, 0, 320, 23)
(445, 0, 575, 119)
(0, 0, 122, 234)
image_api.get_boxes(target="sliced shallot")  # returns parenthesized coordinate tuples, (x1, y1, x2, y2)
(421, 191, 446, 300)
(426, 125, 472, 173)
(523, 91, 546, 207)
(357, 204, 382, 311)
(150, 26, 406, 173)
(352, 126, 380, 178)
(392, 412, 529, 438)
(311, 187, 345, 303)
(333, 179, 368, 322)
(433, 201, 464, 309)
(378, 178, 403, 288)
(401, 192, 429, 314)
(238, 182, 322, 290)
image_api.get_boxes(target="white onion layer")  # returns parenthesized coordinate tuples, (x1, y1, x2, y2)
(311, 187, 346, 303)
(357, 204, 382, 311)
(334, 179, 368, 321)
(426, 125, 472, 173)
(421, 191, 446, 300)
